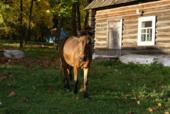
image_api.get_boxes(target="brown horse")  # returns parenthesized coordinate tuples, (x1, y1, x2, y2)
(60, 31, 94, 98)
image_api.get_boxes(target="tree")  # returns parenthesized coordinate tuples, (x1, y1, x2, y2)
(32, 0, 53, 41)
(84, 0, 92, 28)
(27, 0, 34, 42)
(49, 0, 84, 36)
(71, 0, 82, 35)
(0, 1, 18, 39)
(71, 2, 77, 35)
(76, 0, 81, 32)
(19, 0, 24, 48)
(1, 0, 91, 42)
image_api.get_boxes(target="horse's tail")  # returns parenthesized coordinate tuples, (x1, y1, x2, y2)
(58, 36, 69, 60)
(58, 36, 70, 74)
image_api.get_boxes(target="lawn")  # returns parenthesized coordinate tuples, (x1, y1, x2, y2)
(0, 48, 170, 114)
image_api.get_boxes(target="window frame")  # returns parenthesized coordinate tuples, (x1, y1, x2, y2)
(137, 16, 156, 46)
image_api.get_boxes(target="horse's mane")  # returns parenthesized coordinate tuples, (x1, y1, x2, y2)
(78, 30, 94, 37)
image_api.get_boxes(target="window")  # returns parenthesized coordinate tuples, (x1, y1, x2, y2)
(138, 16, 156, 46)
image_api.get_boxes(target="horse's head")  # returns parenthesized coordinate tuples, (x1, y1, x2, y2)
(78, 30, 94, 62)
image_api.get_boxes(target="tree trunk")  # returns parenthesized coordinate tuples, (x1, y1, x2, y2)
(71, 2, 77, 36)
(19, 0, 24, 48)
(76, 1, 81, 32)
(27, 0, 34, 42)
(84, 0, 92, 29)
(84, 11, 89, 29)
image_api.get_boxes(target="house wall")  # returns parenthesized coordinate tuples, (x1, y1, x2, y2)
(94, 0, 170, 54)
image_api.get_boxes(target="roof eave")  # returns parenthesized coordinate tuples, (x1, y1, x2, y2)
(85, 0, 138, 10)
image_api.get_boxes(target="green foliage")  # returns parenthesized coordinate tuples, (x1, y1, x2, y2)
(0, 13, 4, 24)
(0, 0, 89, 41)
(0, 0, 53, 41)
(0, 1, 15, 37)
(49, 0, 88, 34)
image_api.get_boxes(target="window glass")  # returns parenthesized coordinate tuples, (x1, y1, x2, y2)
(142, 21, 152, 28)
(140, 21, 153, 42)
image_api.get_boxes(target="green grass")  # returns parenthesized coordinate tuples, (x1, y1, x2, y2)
(1, 48, 170, 114)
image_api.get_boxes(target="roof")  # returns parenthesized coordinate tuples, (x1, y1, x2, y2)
(85, 0, 138, 9)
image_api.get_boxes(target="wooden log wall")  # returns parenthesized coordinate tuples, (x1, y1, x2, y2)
(94, 0, 170, 54)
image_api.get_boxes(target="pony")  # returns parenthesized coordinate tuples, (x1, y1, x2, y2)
(60, 30, 94, 98)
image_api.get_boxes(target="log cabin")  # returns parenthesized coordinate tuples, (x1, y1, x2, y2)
(86, 0, 170, 57)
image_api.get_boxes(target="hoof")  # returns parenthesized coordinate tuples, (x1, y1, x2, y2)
(74, 89, 78, 94)
(84, 92, 91, 99)
(64, 85, 71, 92)
(64, 88, 72, 92)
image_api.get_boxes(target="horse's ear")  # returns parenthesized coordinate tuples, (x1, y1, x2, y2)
(84, 26, 94, 37)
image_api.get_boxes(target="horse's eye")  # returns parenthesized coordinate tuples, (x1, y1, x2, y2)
(91, 39, 95, 44)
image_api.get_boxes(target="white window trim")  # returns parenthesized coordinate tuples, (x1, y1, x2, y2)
(137, 16, 156, 46)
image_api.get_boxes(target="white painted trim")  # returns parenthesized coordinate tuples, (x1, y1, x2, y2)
(137, 16, 156, 46)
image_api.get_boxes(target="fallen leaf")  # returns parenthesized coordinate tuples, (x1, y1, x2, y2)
(76, 96, 79, 100)
(48, 86, 54, 94)
(157, 102, 162, 107)
(164, 112, 170, 114)
(137, 100, 140, 105)
(147, 107, 153, 112)
(8, 91, 16, 97)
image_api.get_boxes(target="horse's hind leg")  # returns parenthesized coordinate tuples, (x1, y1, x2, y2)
(69, 67, 73, 81)
(73, 67, 78, 94)
(63, 66, 71, 91)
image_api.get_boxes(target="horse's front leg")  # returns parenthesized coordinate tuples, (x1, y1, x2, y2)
(73, 67, 78, 94)
(83, 68, 89, 98)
